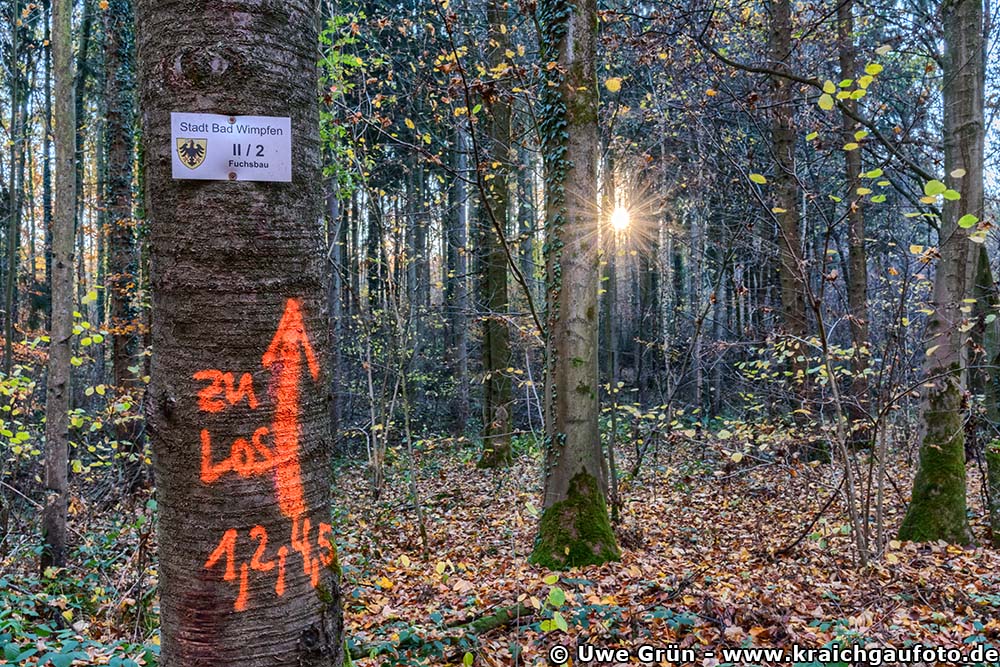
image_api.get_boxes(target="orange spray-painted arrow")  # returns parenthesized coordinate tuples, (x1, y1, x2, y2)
(262, 298, 319, 521)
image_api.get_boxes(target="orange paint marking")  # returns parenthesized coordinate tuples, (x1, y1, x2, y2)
(276, 546, 288, 596)
(291, 516, 315, 576)
(200, 427, 273, 483)
(234, 563, 250, 612)
(261, 298, 318, 521)
(250, 525, 275, 572)
(194, 370, 259, 413)
(204, 528, 238, 581)
(197, 299, 324, 613)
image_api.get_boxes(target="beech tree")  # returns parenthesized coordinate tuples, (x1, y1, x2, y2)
(136, 0, 343, 663)
(530, 0, 620, 570)
(40, 0, 75, 571)
(898, 0, 984, 545)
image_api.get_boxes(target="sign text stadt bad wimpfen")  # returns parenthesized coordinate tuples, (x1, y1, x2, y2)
(170, 112, 292, 182)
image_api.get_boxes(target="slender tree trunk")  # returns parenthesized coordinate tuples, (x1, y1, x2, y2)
(838, 0, 870, 438)
(137, 0, 344, 663)
(41, 0, 76, 572)
(530, 0, 619, 569)
(768, 0, 807, 355)
(898, 0, 983, 545)
(446, 130, 469, 434)
(476, 0, 513, 468)
(104, 0, 138, 397)
(43, 0, 54, 329)
(5, 0, 23, 375)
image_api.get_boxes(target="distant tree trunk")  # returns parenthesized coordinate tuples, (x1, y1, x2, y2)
(446, 130, 469, 435)
(5, 0, 24, 375)
(104, 0, 138, 397)
(971, 250, 1000, 545)
(530, 0, 619, 569)
(768, 0, 807, 357)
(43, 0, 53, 329)
(327, 183, 344, 437)
(476, 0, 513, 468)
(137, 0, 344, 663)
(898, 0, 983, 545)
(41, 0, 76, 571)
(838, 0, 870, 436)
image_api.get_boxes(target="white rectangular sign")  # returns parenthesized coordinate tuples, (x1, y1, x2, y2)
(170, 112, 292, 182)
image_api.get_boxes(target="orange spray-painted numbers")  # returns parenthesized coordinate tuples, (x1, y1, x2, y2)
(204, 528, 238, 582)
(197, 299, 329, 612)
(250, 525, 275, 572)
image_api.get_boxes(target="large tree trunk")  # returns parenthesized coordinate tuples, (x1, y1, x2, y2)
(137, 1, 344, 664)
(768, 0, 807, 354)
(104, 0, 139, 398)
(530, 0, 619, 570)
(476, 0, 513, 468)
(898, 0, 983, 545)
(41, 0, 76, 571)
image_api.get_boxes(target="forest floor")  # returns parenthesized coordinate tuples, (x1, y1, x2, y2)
(4, 434, 1000, 666)
(337, 436, 1000, 666)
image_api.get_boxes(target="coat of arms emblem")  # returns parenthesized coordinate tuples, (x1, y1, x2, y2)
(176, 138, 207, 169)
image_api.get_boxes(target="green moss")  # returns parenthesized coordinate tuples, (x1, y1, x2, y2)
(529, 470, 620, 570)
(898, 377, 972, 544)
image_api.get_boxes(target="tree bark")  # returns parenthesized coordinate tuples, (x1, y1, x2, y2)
(41, 0, 76, 572)
(476, 0, 513, 468)
(898, 0, 983, 545)
(446, 129, 469, 434)
(104, 0, 139, 398)
(768, 0, 807, 351)
(137, 0, 344, 664)
(530, 0, 619, 569)
(837, 0, 871, 440)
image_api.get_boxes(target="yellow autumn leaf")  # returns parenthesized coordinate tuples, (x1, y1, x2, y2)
(605, 77, 622, 93)
(404, 118, 415, 130)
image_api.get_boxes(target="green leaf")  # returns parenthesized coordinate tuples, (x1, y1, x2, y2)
(818, 93, 834, 110)
(822, 80, 836, 94)
(958, 214, 979, 228)
(547, 586, 566, 608)
(942, 189, 961, 201)
(924, 180, 947, 196)
(552, 611, 568, 632)
(864, 168, 883, 178)
(871, 194, 887, 203)
(843, 143, 859, 151)
(749, 173, 767, 184)
(805, 131, 818, 141)
(865, 63, 884, 75)
(463, 652, 474, 666)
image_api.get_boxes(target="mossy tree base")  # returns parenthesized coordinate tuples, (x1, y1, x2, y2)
(529, 471, 620, 570)
(899, 378, 973, 544)
(476, 438, 513, 468)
